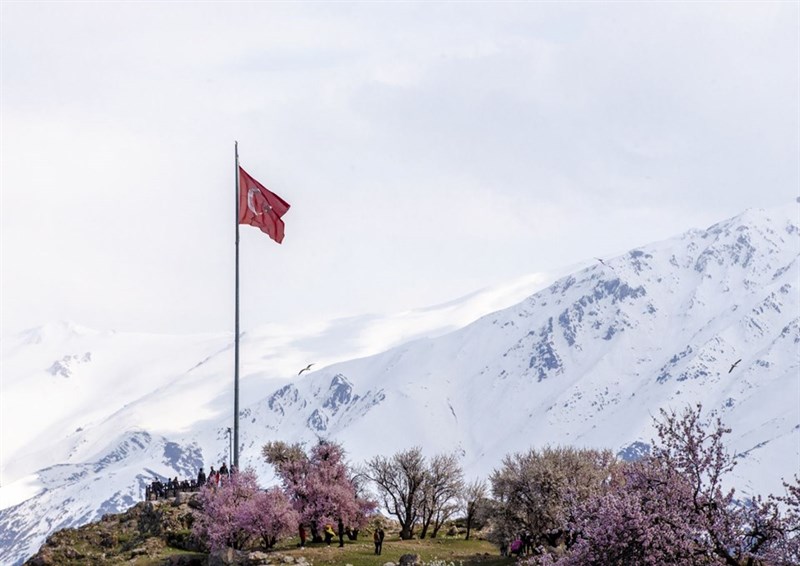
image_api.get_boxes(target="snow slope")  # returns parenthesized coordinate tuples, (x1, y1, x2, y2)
(248, 204, 799, 496)
(1, 204, 798, 565)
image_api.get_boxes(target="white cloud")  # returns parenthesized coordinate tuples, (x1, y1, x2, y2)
(2, 1, 797, 335)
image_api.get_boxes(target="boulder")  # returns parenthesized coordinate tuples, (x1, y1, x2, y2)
(209, 547, 248, 565)
(245, 551, 271, 565)
(398, 554, 422, 566)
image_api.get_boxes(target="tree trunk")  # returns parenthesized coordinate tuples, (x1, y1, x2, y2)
(310, 524, 322, 543)
(400, 526, 415, 540)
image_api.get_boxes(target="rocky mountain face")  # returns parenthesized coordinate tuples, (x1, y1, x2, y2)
(2, 204, 799, 566)
(253, 205, 799, 490)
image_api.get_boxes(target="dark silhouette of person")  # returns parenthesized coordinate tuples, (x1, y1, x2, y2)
(377, 527, 385, 555)
(197, 467, 206, 487)
(338, 517, 345, 547)
(219, 462, 229, 477)
(299, 524, 306, 547)
(523, 530, 533, 555)
(373, 528, 381, 555)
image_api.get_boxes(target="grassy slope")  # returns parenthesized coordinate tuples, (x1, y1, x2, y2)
(24, 498, 515, 566)
(135, 534, 514, 566)
(266, 535, 513, 566)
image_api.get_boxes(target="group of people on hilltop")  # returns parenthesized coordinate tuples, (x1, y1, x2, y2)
(196, 461, 230, 488)
(145, 461, 233, 500)
(145, 476, 196, 500)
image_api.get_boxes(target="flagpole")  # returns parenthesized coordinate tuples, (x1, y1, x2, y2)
(234, 141, 241, 470)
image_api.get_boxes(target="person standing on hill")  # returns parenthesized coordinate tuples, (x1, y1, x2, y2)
(219, 462, 229, 478)
(337, 517, 345, 547)
(197, 467, 206, 487)
(510, 537, 523, 556)
(523, 530, 533, 555)
(373, 528, 381, 555)
(324, 523, 335, 545)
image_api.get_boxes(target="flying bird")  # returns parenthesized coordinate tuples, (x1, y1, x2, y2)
(596, 257, 617, 272)
(728, 359, 742, 373)
(298, 363, 315, 376)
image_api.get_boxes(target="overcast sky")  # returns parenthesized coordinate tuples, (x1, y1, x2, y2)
(2, 2, 798, 337)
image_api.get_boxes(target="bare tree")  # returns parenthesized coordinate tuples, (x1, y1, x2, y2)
(262, 441, 306, 469)
(419, 452, 464, 538)
(459, 478, 488, 540)
(364, 446, 426, 539)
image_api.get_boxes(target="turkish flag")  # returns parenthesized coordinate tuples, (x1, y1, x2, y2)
(238, 166, 291, 243)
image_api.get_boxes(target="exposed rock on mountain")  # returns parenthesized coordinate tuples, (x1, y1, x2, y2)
(3, 204, 798, 565)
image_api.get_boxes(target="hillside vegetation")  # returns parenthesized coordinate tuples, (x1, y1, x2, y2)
(23, 404, 800, 566)
(23, 495, 507, 566)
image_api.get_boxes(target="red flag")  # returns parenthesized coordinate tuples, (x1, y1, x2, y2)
(238, 166, 290, 243)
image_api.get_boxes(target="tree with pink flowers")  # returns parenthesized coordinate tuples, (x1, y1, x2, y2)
(531, 404, 800, 566)
(193, 468, 260, 551)
(236, 486, 300, 550)
(192, 468, 298, 552)
(262, 439, 376, 542)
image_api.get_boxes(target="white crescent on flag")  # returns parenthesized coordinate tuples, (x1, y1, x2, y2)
(247, 187, 273, 216)
(247, 187, 261, 215)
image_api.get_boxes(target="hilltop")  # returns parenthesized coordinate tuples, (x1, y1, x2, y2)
(23, 493, 506, 566)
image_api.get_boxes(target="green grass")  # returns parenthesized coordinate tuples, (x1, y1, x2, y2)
(133, 548, 207, 565)
(269, 535, 515, 566)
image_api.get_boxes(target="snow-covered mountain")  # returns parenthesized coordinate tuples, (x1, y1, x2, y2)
(2, 204, 799, 565)
(0, 270, 563, 564)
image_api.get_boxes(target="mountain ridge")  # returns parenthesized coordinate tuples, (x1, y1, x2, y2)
(1, 203, 798, 566)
